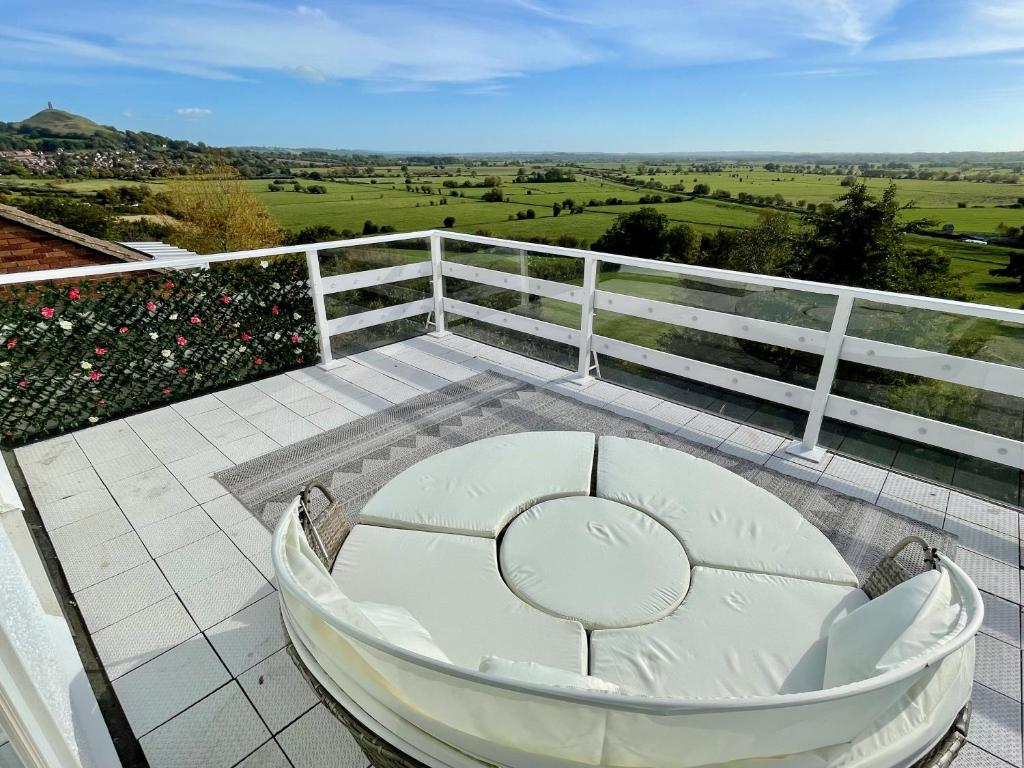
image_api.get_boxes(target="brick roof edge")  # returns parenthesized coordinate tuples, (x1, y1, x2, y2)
(0, 202, 152, 264)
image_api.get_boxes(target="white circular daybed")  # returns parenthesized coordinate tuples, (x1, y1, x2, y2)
(272, 432, 982, 768)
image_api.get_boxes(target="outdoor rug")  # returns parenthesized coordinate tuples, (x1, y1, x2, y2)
(215, 370, 956, 582)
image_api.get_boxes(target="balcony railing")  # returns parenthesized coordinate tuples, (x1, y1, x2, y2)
(1, 230, 1021, 473)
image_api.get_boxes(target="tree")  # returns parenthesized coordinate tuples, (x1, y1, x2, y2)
(593, 207, 669, 258)
(165, 172, 281, 254)
(286, 224, 341, 245)
(990, 253, 1024, 288)
(443, 216, 456, 228)
(552, 202, 562, 217)
(16, 197, 112, 239)
(525, 208, 536, 219)
(481, 188, 504, 202)
(692, 183, 711, 196)
(665, 223, 701, 263)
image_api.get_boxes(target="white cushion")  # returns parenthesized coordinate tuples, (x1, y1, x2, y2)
(357, 602, 451, 664)
(359, 431, 595, 537)
(499, 495, 690, 629)
(596, 436, 858, 587)
(590, 566, 868, 698)
(824, 570, 964, 688)
(479, 656, 622, 693)
(334, 523, 587, 672)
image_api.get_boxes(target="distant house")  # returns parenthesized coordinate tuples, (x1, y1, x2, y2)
(0, 202, 150, 274)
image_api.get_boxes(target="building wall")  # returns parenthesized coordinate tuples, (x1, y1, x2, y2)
(0, 221, 120, 274)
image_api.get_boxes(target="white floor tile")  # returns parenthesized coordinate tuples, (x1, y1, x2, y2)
(203, 494, 253, 530)
(219, 433, 281, 464)
(108, 466, 197, 529)
(92, 595, 200, 679)
(75, 559, 173, 633)
(277, 705, 367, 768)
(137, 506, 220, 559)
(158, 531, 244, 592)
(881, 473, 950, 512)
(205, 593, 287, 676)
(238, 648, 317, 733)
(234, 740, 291, 768)
(177, 557, 274, 630)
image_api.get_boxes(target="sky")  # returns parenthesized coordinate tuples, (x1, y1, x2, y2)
(1, 0, 1023, 153)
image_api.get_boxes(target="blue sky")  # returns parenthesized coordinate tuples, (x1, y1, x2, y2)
(1, 0, 1022, 153)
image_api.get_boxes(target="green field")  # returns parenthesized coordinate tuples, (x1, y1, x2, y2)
(3, 163, 1023, 308)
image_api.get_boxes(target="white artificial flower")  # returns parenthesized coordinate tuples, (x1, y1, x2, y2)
(294, 347, 301, 354)
(58, 320, 73, 331)
(293, 312, 301, 320)
(260, 260, 269, 269)
(0, 361, 9, 368)
(80, 361, 92, 370)
(149, 332, 159, 340)
(161, 349, 171, 358)
(273, 332, 281, 340)
(271, 282, 281, 290)
(232, 322, 240, 328)
(169, 313, 178, 321)
(88, 416, 99, 423)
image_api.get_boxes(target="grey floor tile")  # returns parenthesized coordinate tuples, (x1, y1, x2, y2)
(74, 559, 173, 633)
(16, 434, 90, 477)
(204, 494, 254, 530)
(219, 433, 281, 464)
(166, 446, 234, 483)
(234, 740, 291, 768)
(223, 516, 275, 581)
(158, 531, 245, 592)
(306, 405, 360, 431)
(140, 422, 215, 464)
(765, 455, 828, 483)
(277, 704, 368, 768)
(187, 407, 261, 446)
(138, 506, 220, 559)
(92, 595, 200, 679)
(48, 506, 132, 551)
(113, 634, 231, 737)
(34, 487, 120, 531)
(74, 419, 147, 463)
(970, 683, 1023, 767)
(959, 743, 1018, 768)
(881, 472, 951, 512)
(982, 592, 1023, 649)
(819, 456, 888, 504)
(948, 492, 1020, 537)
(684, 412, 740, 441)
(216, 384, 281, 417)
(140, 682, 270, 768)
(975, 633, 1022, 702)
(876, 493, 945, 529)
(172, 393, 224, 418)
(945, 516, 1019, 567)
(57, 530, 151, 592)
(958, 550, 1021, 604)
(206, 593, 287, 676)
(283, 392, 336, 417)
(108, 466, 197, 529)
(178, 557, 274, 630)
(238, 648, 318, 733)
(28, 465, 105, 504)
(92, 445, 163, 485)
(0, 742, 23, 768)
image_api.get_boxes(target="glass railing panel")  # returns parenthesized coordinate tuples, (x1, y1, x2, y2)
(324, 277, 432, 320)
(444, 316, 577, 370)
(443, 277, 582, 329)
(0, 254, 315, 445)
(594, 309, 822, 389)
(318, 238, 430, 276)
(442, 243, 585, 284)
(597, 263, 837, 330)
(847, 300, 1024, 368)
(329, 316, 429, 358)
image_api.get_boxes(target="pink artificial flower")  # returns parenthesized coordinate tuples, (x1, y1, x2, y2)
(88, 370, 101, 382)
(95, 346, 107, 356)
(161, 386, 172, 395)
(253, 357, 263, 366)
(176, 336, 187, 346)
(68, 288, 81, 300)
(146, 301, 157, 312)
(118, 326, 129, 334)
(177, 366, 187, 375)
(241, 332, 252, 342)
(220, 295, 232, 305)
(5, 339, 16, 349)
(41, 307, 54, 319)
(189, 316, 201, 325)
(18, 379, 28, 388)
(290, 334, 300, 343)
(165, 280, 175, 289)
(270, 306, 280, 315)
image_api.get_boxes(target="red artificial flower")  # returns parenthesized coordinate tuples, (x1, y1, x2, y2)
(5, 339, 16, 349)
(165, 280, 175, 289)
(190, 316, 201, 325)
(220, 295, 232, 305)
(270, 306, 280, 315)
(161, 386, 172, 395)
(177, 366, 187, 375)
(18, 379, 28, 388)
(41, 307, 54, 319)
(295, 357, 303, 364)
(95, 346, 107, 356)
(146, 301, 157, 312)
(253, 357, 263, 366)
(88, 370, 101, 382)
(68, 288, 81, 300)
(290, 334, 300, 343)
(118, 326, 129, 334)
(241, 332, 252, 342)
(176, 335, 187, 346)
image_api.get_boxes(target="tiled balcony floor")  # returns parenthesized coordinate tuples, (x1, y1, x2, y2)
(12, 333, 1024, 768)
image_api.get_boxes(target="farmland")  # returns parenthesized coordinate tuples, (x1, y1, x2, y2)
(3, 160, 1023, 307)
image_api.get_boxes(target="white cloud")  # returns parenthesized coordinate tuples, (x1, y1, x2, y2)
(866, 0, 1024, 60)
(176, 107, 212, 117)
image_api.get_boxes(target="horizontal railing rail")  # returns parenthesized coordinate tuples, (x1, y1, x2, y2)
(1, 228, 1020, 471)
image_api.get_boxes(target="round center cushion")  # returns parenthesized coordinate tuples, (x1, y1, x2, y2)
(499, 496, 690, 630)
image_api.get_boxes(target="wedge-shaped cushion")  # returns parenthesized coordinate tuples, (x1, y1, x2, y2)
(479, 657, 622, 693)
(359, 431, 596, 537)
(334, 524, 587, 672)
(590, 566, 868, 698)
(824, 569, 964, 688)
(596, 436, 858, 586)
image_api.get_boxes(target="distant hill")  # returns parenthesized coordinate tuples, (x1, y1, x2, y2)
(15, 108, 118, 138)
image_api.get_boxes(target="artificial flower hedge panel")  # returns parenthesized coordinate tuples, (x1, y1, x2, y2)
(0, 256, 317, 446)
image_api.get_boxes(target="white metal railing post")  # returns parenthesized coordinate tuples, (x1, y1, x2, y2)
(305, 248, 334, 368)
(572, 256, 599, 386)
(787, 293, 855, 463)
(428, 232, 450, 337)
